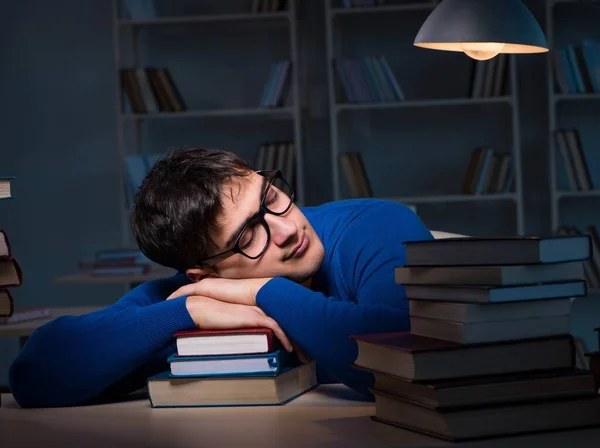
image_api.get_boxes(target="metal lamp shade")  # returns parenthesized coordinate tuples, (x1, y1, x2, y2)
(414, 0, 549, 59)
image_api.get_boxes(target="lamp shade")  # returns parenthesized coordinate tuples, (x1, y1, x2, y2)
(414, 0, 549, 60)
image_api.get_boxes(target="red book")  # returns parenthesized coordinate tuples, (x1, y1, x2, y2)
(173, 328, 280, 357)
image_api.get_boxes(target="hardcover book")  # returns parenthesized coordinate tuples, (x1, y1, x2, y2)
(403, 235, 591, 266)
(147, 361, 318, 408)
(174, 327, 280, 357)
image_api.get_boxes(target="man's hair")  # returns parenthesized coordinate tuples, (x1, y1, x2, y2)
(130, 147, 252, 271)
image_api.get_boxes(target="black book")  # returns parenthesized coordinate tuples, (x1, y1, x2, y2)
(403, 235, 591, 267)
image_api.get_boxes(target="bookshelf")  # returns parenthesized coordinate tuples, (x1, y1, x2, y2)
(324, 0, 526, 237)
(55, 0, 304, 286)
(113, 0, 304, 250)
(546, 0, 600, 233)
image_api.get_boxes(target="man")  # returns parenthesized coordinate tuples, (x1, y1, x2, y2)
(9, 148, 433, 408)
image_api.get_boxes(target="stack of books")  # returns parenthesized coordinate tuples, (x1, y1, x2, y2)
(351, 234, 600, 442)
(147, 328, 317, 408)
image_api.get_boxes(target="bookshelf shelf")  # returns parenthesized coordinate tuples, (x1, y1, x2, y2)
(330, 3, 436, 17)
(557, 190, 600, 199)
(386, 193, 518, 205)
(553, 93, 600, 102)
(335, 96, 513, 112)
(118, 11, 290, 27)
(120, 107, 294, 121)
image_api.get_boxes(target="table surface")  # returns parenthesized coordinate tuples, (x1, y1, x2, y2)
(2, 385, 600, 448)
(0, 306, 102, 337)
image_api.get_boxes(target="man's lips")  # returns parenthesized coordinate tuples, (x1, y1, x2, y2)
(287, 233, 307, 260)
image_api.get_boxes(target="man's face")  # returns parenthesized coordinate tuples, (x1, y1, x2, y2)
(198, 171, 325, 283)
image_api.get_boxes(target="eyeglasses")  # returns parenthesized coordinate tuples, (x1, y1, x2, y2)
(195, 169, 295, 267)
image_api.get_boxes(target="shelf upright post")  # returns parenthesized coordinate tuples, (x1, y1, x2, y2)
(325, 1, 341, 200)
(546, 0, 560, 233)
(288, 0, 305, 206)
(509, 53, 525, 236)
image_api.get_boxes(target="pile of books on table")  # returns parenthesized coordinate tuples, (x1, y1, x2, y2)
(147, 328, 317, 408)
(352, 234, 600, 442)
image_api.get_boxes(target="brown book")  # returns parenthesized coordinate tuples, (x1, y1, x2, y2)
(339, 153, 362, 198)
(0, 229, 11, 259)
(350, 153, 372, 197)
(145, 68, 173, 112)
(350, 332, 574, 382)
(461, 147, 486, 194)
(155, 68, 186, 112)
(0, 258, 22, 288)
(0, 289, 13, 317)
(120, 69, 146, 114)
(357, 365, 596, 409)
(371, 388, 600, 442)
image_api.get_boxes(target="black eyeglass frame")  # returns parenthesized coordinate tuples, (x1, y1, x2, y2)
(194, 169, 295, 267)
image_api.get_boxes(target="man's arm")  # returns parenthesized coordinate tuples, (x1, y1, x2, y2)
(257, 202, 433, 397)
(8, 274, 195, 408)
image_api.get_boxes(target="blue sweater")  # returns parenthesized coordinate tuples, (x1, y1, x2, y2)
(8, 199, 432, 408)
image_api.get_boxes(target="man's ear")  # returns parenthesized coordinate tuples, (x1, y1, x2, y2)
(185, 266, 218, 283)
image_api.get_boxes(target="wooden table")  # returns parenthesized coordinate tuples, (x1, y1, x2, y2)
(1, 385, 600, 447)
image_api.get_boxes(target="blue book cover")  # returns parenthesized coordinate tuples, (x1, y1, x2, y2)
(167, 349, 294, 377)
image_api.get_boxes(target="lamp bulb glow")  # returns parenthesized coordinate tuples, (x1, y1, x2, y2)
(460, 42, 505, 61)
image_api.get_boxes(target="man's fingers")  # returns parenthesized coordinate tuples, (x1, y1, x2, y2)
(166, 284, 196, 300)
(259, 316, 293, 353)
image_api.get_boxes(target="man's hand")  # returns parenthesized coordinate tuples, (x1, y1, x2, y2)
(185, 295, 293, 352)
(168, 277, 273, 306)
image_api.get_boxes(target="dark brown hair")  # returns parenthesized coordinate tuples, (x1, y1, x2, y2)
(130, 147, 252, 271)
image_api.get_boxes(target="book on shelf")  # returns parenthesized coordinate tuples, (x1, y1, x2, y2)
(555, 128, 593, 191)
(250, 0, 288, 13)
(339, 152, 372, 198)
(120, 67, 186, 114)
(76, 248, 171, 277)
(0, 177, 14, 200)
(468, 54, 509, 98)
(350, 233, 600, 441)
(334, 55, 404, 104)
(553, 40, 600, 95)
(461, 147, 513, 195)
(255, 140, 297, 194)
(259, 60, 292, 108)
(147, 327, 317, 407)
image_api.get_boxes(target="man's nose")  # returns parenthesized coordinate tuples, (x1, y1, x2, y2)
(264, 213, 297, 247)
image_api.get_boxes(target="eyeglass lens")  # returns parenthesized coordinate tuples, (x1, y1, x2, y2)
(237, 176, 293, 258)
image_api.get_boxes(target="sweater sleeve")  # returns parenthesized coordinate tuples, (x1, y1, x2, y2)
(256, 202, 433, 397)
(8, 273, 196, 408)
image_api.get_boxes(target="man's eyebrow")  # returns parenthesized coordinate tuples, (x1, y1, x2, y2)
(223, 175, 268, 249)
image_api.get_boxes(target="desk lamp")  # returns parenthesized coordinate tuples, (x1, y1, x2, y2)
(414, 0, 549, 60)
